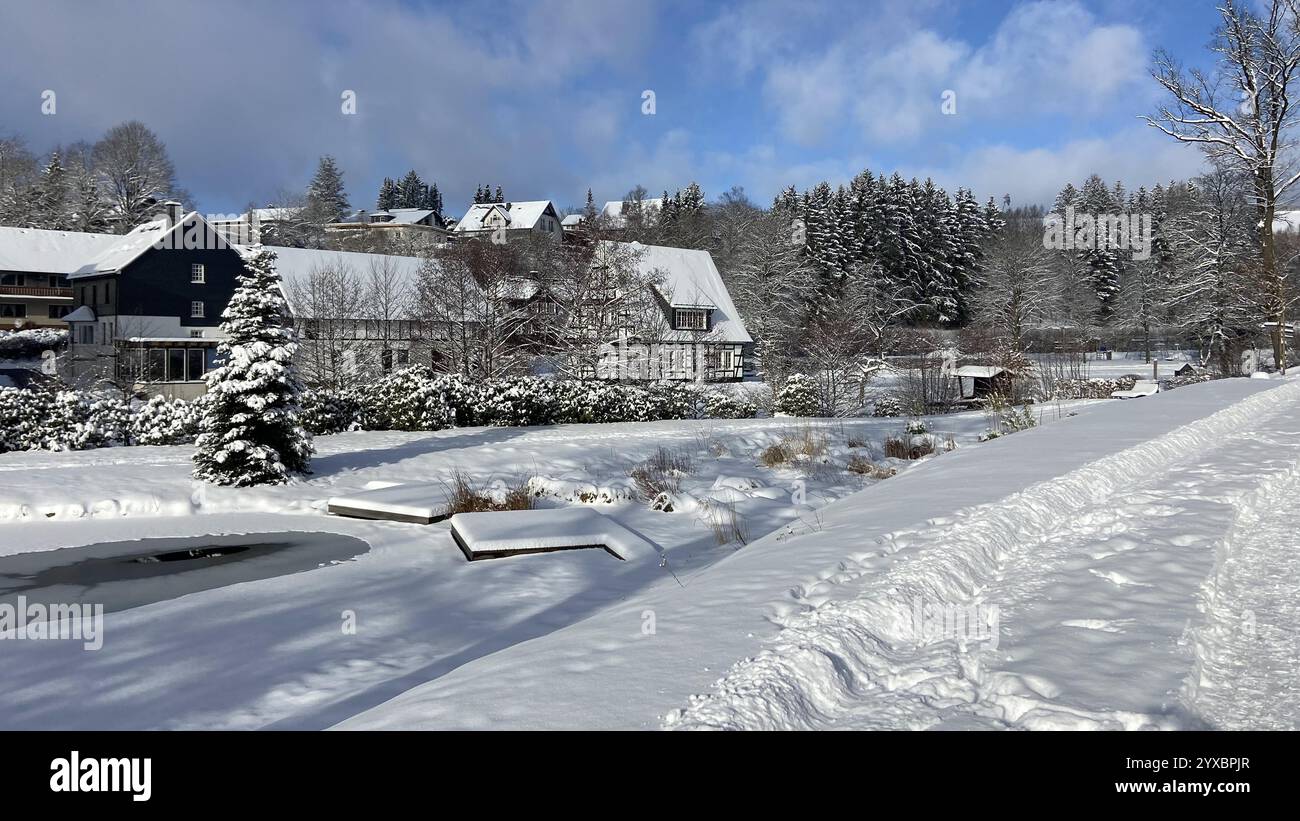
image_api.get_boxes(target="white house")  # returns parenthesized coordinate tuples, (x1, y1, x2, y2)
(452, 200, 564, 241)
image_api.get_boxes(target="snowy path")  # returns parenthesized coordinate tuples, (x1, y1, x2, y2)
(666, 379, 1300, 730)
(1186, 449, 1300, 729)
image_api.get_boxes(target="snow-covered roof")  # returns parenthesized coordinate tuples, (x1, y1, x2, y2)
(0, 226, 118, 275)
(75, 215, 196, 277)
(0, 215, 211, 278)
(453, 201, 555, 233)
(260, 245, 426, 318)
(600, 198, 663, 228)
(561, 214, 584, 227)
(604, 241, 752, 344)
(341, 208, 440, 226)
(62, 305, 96, 323)
(954, 365, 1006, 378)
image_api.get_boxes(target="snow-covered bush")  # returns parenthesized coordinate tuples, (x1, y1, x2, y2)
(480, 377, 558, 427)
(774, 374, 822, 417)
(0, 328, 67, 358)
(430, 372, 485, 427)
(42, 391, 132, 450)
(131, 395, 201, 445)
(193, 247, 314, 486)
(299, 388, 363, 435)
(871, 394, 904, 417)
(703, 389, 756, 419)
(0, 387, 46, 452)
(905, 418, 928, 435)
(1050, 376, 1137, 400)
(357, 366, 454, 431)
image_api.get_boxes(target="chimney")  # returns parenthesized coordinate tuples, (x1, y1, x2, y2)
(161, 200, 183, 227)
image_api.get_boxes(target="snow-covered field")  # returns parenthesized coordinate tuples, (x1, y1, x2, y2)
(0, 409, 1002, 730)
(2, 378, 1296, 731)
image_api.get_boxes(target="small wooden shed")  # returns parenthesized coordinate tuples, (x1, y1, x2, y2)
(954, 365, 1013, 400)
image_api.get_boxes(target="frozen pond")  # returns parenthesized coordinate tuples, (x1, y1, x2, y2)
(0, 531, 369, 615)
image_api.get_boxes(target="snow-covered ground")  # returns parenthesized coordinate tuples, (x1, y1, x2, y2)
(0, 409, 1004, 730)
(334, 376, 1299, 730)
(3, 378, 1296, 731)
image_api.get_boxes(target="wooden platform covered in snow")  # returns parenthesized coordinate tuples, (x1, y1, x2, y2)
(327, 483, 450, 524)
(449, 508, 657, 562)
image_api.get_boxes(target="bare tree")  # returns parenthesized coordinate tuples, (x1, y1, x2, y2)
(1147, 0, 1300, 370)
(285, 259, 367, 390)
(91, 121, 185, 230)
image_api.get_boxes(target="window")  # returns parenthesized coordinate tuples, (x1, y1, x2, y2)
(0, 303, 27, 318)
(191, 301, 205, 318)
(397, 348, 410, 366)
(0, 273, 20, 286)
(49, 305, 72, 319)
(381, 349, 394, 372)
(674, 308, 707, 331)
(168, 348, 186, 382)
(105, 281, 112, 306)
(187, 348, 205, 381)
(78, 325, 94, 345)
(92, 285, 98, 306)
(190, 330, 204, 338)
(146, 349, 166, 381)
(191, 263, 205, 283)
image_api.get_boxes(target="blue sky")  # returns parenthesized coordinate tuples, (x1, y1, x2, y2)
(0, 0, 1226, 217)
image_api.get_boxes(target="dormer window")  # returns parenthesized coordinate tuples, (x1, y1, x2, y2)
(674, 308, 707, 330)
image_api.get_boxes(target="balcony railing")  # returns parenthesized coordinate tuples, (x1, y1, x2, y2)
(0, 285, 73, 299)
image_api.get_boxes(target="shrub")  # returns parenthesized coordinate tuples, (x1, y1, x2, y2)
(759, 442, 793, 467)
(131, 395, 201, 445)
(871, 395, 903, 417)
(479, 376, 558, 426)
(299, 388, 363, 436)
(630, 446, 693, 499)
(0, 328, 67, 358)
(847, 454, 897, 479)
(703, 389, 757, 419)
(443, 470, 536, 515)
(1050, 376, 1137, 400)
(774, 374, 822, 417)
(43, 391, 131, 451)
(0, 387, 47, 452)
(359, 367, 454, 431)
(884, 434, 934, 460)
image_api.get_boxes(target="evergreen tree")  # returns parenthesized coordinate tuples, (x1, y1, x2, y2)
(396, 170, 424, 209)
(424, 182, 443, 218)
(377, 177, 398, 211)
(474, 185, 485, 204)
(192, 247, 313, 486)
(494, 185, 504, 203)
(32, 152, 70, 230)
(583, 188, 597, 223)
(306, 156, 349, 223)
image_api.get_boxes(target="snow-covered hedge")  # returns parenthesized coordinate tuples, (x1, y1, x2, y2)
(1050, 376, 1138, 400)
(0, 328, 67, 358)
(357, 367, 455, 431)
(0, 369, 764, 454)
(131, 395, 202, 446)
(774, 374, 822, 417)
(703, 389, 757, 419)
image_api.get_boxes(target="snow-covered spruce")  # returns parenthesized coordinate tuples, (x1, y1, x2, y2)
(0, 386, 46, 452)
(192, 247, 313, 486)
(774, 373, 821, 416)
